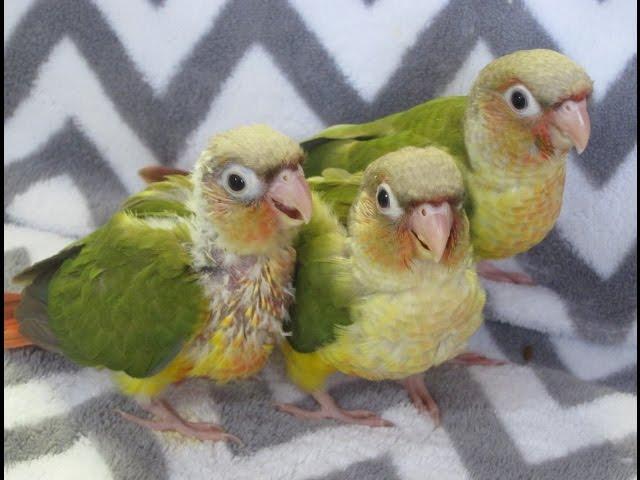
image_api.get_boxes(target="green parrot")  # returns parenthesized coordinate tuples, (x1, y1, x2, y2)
(278, 147, 489, 426)
(303, 49, 593, 284)
(4, 125, 313, 443)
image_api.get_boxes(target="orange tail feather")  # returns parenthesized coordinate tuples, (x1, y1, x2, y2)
(4, 292, 33, 349)
(138, 166, 189, 184)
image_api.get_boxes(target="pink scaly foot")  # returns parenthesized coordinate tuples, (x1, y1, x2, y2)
(116, 398, 242, 444)
(477, 261, 535, 285)
(450, 352, 507, 366)
(275, 391, 393, 427)
(401, 374, 441, 426)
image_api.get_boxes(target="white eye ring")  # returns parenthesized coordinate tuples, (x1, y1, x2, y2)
(375, 183, 403, 220)
(220, 164, 264, 201)
(503, 84, 541, 117)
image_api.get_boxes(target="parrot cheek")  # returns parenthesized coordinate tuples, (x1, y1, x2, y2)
(530, 118, 556, 158)
(215, 202, 280, 254)
(241, 203, 280, 245)
(357, 221, 414, 271)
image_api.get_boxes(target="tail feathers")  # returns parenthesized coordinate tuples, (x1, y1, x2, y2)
(4, 293, 34, 349)
(138, 166, 189, 184)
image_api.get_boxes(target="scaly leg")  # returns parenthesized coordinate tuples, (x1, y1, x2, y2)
(477, 261, 535, 285)
(401, 374, 440, 426)
(117, 398, 242, 444)
(276, 391, 393, 427)
(450, 352, 506, 366)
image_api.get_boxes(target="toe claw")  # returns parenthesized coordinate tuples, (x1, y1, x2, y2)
(345, 409, 379, 418)
(200, 431, 244, 445)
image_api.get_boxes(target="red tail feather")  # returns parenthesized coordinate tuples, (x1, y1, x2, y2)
(4, 292, 33, 349)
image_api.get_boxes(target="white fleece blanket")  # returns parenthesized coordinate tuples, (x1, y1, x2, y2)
(4, 1, 637, 479)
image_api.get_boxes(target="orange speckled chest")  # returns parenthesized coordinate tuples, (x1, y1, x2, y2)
(178, 247, 296, 383)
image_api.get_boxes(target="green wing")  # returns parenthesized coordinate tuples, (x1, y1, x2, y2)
(285, 193, 355, 353)
(307, 168, 363, 225)
(302, 96, 470, 177)
(14, 175, 194, 287)
(14, 176, 207, 378)
(121, 174, 193, 218)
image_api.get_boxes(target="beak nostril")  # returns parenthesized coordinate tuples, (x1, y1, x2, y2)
(282, 174, 289, 182)
(421, 208, 427, 216)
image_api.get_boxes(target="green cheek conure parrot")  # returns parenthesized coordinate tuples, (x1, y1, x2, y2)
(138, 50, 593, 284)
(277, 147, 491, 427)
(3, 125, 313, 443)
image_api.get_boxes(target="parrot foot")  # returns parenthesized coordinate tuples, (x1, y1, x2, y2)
(401, 374, 441, 427)
(275, 391, 393, 427)
(450, 352, 507, 366)
(117, 399, 242, 444)
(477, 261, 535, 285)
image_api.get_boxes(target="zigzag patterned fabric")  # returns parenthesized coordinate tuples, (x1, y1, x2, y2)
(4, 1, 637, 479)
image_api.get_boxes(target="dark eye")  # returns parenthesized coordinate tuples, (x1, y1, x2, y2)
(504, 85, 541, 117)
(377, 188, 390, 209)
(510, 90, 527, 110)
(227, 174, 245, 192)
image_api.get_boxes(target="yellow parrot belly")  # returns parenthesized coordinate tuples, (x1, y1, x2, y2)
(469, 158, 566, 260)
(319, 267, 485, 382)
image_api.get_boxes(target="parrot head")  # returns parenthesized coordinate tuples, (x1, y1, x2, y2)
(349, 147, 469, 271)
(466, 49, 593, 166)
(193, 125, 312, 255)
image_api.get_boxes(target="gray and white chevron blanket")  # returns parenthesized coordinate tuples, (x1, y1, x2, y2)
(4, 1, 637, 479)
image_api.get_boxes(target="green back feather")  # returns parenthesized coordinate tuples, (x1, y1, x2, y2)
(302, 96, 470, 177)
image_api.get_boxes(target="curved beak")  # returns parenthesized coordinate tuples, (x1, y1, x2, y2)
(552, 98, 591, 154)
(267, 166, 312, 226)
(409, 201, 454, 263)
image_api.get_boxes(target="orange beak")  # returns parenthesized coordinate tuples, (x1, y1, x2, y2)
(267, 166, 312, 226)
(408, 201, 454, 263)
(551, 98, 591, 154)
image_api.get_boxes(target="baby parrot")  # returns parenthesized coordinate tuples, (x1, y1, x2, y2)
(302, 49, 593, 284)
(4, 125, 313, 443)
(278, 147, 486, 426)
